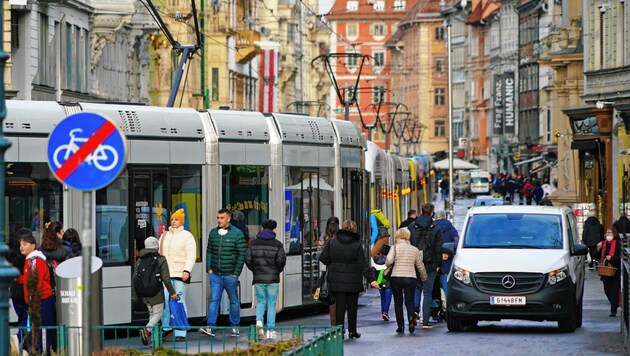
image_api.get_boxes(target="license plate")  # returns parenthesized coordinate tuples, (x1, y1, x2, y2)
(490, 296, 526, 305)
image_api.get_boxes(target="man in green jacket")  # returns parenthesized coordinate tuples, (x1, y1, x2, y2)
(200, 208, 246, 337)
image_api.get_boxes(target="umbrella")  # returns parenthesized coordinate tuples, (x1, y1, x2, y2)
(286, 176, 335, 191)
(433, 158, 479, 170)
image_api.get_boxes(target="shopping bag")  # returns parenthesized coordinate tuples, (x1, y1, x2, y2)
(169, 298, 191, 330)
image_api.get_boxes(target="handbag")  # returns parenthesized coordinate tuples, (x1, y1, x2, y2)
(168, 298, 191, 330)
(383, 245, 396, 278)
(597, 259, 618, 277)
(313, 270, 335, 305)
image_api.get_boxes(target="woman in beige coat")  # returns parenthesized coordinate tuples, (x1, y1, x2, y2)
(386, 228, 427, 334)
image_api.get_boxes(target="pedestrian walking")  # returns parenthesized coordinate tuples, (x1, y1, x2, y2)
(320, 219, 379, 339)
(597, 227, 621, 317)
(159, 208, 197, 342)
(134, 237, 177, 346)
(582, 211, 604, 270)
(613, 215, 630, 240)
(245, 219, 286, 340)
(387, 228, 427, 334)
(8, 228, 31, 343)
(434, 210, 458, 302)
(62, 228, 82, 257)
(39, 221, 72, 264)
(20, 234, 57, 354)
(399, 210, 417, 229)
(318, 216, 340, 326)
(200, 208, 246, 337)
(373, 244, 393, 321)
(409, 203, 443, 329)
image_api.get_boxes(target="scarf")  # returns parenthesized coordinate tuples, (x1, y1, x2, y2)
(601, 239, 617, 261)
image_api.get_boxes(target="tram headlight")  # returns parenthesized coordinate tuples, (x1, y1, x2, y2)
(453, 266, 472, 286)
(547, 266, 569, 286)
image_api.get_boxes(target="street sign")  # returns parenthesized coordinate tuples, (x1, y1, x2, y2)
(47, 112, 127, 191)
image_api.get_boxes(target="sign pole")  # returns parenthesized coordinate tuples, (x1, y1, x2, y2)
(81, 191, 92, 356)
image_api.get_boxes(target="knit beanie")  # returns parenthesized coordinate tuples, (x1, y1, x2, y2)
(144, 236, 159, 250)
(171, 208, 185, 223)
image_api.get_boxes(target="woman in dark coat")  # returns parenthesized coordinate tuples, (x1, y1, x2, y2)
(40, 221, 73, 263)
(320, 219, 379, 339)
(582, 212, 604, 269)
(598, 226, 622, 317)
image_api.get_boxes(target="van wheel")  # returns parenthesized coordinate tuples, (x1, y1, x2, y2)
(446, 313, 465, 332)
(558, 299, 577, 333)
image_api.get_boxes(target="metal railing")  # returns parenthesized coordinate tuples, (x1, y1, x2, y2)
(10, 324, 344, 355)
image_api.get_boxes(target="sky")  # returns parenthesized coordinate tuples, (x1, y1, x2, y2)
(319, 0, 335, 14)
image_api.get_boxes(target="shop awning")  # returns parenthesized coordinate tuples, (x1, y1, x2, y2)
(513, 155, 544, 166)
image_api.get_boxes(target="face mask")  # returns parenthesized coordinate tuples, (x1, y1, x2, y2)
(218, 228, 228, 236)
(606, 235, 613, 241)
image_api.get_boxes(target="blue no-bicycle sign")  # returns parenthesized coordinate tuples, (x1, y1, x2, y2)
(47, 112, 127, 191)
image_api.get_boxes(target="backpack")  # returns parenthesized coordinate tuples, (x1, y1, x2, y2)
(372, 209, 390, 229)
(411, 224, 435, 265)
(30, 257, 58, 296)
(133, 253, 163, 298)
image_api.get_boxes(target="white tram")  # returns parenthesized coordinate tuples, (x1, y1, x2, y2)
(4, 100, 432, 325)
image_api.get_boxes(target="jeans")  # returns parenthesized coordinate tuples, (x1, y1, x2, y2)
(35, 296, 56, 354)
(440, 273, 448, 302)
(414, 271, 437, 323)
(379, 287, 392, 314)
(255, 283, 279, 328)
(207, 274, 240, 328)
(390, 277, 416, 329)
(12, 297, 28, 343)
(161, 280, 188, 337)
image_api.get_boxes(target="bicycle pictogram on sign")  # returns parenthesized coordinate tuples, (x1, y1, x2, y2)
(52, 128, 119, 171)
(47, 112, 127, 191)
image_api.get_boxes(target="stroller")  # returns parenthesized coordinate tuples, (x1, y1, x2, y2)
(430, 273, 447, 322)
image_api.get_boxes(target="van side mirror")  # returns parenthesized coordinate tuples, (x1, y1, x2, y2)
(572, 243, 589, 256)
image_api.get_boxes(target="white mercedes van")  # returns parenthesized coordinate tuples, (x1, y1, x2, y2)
(446, 205, 588, 332)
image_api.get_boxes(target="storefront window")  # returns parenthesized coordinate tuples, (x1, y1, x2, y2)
(5, 163, 63, 243)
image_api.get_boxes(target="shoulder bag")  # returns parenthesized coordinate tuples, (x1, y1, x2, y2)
(383, 245, 396, 278)
(313, 270, 335, 305)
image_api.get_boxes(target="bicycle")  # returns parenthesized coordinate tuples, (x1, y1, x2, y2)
(53, 128, 119, 171)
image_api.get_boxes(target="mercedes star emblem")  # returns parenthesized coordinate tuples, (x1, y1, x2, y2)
(502, 275, 516, 289)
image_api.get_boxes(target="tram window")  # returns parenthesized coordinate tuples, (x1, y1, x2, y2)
(96, 171, 129, 265)
(171, 166, 202, 261)
(222, 165, 269, 243)
(5, 163, 63, 242)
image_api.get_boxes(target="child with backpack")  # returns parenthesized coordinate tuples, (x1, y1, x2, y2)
(134, 237, 178, 346)
(19, 234, 57, 354)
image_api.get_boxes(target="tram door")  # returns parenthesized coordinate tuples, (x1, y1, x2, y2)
(129, 167, 169, 321)
(299, 171, 321, 303)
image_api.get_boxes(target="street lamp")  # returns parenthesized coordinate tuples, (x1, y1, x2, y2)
(447, 23, 455, 221)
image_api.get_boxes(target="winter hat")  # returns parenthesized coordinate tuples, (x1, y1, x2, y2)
(144, 237, 159, 250)
(171, 208, 185, 223)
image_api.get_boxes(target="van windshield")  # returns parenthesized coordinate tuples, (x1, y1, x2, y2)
(471, 177, 489, 183)
(463, 213, 563, 249)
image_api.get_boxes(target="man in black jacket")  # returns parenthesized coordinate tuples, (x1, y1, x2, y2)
(245, 219, 286, 340)
(399, 209, 417, 228)
(582, 211, 604, 270)
(409, 203, 443, 329)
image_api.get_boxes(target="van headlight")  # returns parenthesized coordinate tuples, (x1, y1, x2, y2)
(453, 266, 472, 286)
(547, 266, 569, 286)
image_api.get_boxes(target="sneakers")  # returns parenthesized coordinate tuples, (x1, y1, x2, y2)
(382, 313, 389, 321)
(409, 324, 415, 334)
(199, 328, 215, 337)
(266, 330, 277, 340)
(256, 321, 264, 339)
(422, 323, 433, 329)
(140, 328, 150, 345)
(162, 329, 174, 340)
(231, 328, 240, 337)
